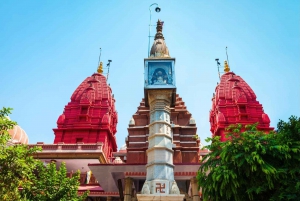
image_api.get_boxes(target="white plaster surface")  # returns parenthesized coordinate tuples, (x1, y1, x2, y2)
(146, 165, 174, 181)
(148, 136, 172, 149)
(149, 122, 171, 136)
(147, 149, 173, 164)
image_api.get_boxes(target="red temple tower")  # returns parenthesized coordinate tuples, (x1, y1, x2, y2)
(209, 61, 273, 141)
(29, 63, 119, 198)
(53, 64, 118, 160)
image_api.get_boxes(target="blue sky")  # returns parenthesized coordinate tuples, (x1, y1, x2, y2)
(0, 0, 299, 147)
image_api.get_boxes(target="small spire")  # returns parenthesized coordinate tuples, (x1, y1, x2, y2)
(224, 60, 230, 73)
(149, 19, 170, 58)
(97, 62, 103, 74)
(154, 19, 164, 40)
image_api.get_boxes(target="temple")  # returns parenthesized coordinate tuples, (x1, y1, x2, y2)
(23, 20, 273, 201)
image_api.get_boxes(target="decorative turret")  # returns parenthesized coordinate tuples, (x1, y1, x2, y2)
(209, 70, 273, 141)
(144, 20, 176, 107)
(149, 20, 170, 58)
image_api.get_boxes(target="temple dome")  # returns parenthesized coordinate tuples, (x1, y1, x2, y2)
(7, 120, 29, 144)
(70, 73, 114, 106)
(53, 72, 118, 157)
(209, 71, 273, 141)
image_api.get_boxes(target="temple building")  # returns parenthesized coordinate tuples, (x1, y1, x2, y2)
(26, 20, 272, 201)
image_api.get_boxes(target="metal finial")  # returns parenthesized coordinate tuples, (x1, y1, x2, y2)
(226, 46, 230, 66)
(224, 60, 230, 73)
(97, 62, 103, 74)
(98, 48, 102, 67)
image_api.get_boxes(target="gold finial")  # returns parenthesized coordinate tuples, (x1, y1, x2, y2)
(224, 60, 230, 73)
(97, 62, 103, 74)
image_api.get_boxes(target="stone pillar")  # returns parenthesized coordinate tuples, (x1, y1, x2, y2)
(190, 177, 200, 201)
(124, 177, 133, 201)
(137, 90, 184, 201)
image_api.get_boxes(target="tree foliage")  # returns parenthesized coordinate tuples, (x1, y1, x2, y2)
(21, 162, 88, 201)
(0, 107, 41, 201)
(197, 116, 300, 201)
(0, 107, 88, 201)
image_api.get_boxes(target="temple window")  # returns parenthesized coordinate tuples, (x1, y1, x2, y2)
(239, 105, 246, 113)
(76, 138, 83, 143)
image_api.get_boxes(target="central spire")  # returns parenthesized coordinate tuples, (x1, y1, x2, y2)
(154, 19, 164, 40)
(149, 19, 170, 58)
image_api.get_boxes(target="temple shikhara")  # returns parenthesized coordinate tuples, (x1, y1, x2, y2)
(7, 19, 273, 201)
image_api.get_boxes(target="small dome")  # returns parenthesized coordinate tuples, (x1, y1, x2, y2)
(8, 124, 29, 144)
(113, 157, 123, 164)
(120, 144, 127, 151)
(189, 117, 196, 125)
(129, 117, 135, 126)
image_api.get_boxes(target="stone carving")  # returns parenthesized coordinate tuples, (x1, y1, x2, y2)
(142, 181, 150, 194)
(170, 181, 180, 194)
(166, 126, 170, 135)
(159, 112, 163, 120)
(148, 90, 172, 104)
(159, 124, 164, 133)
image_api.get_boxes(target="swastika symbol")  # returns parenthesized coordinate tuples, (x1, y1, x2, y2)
(155, 183, 166, 193)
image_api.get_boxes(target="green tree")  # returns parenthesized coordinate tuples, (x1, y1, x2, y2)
(273, 116, 300, 200)
(0, 107, 88, 201)
(21, 162, 88, 201)
(197, 116, 300, 201)
(0, 107, 41, 200)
